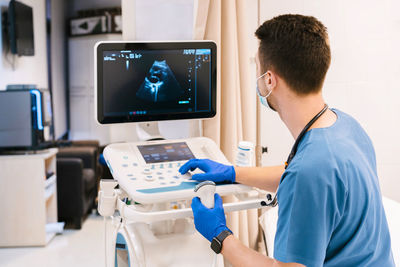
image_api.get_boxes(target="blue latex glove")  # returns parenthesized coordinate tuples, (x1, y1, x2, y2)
(191, 194, 232, 242)
(179, 159, 236, 183)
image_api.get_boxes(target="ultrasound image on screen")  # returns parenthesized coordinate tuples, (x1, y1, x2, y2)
(102, 49, 211, 117)
(136, 60, 183, 102)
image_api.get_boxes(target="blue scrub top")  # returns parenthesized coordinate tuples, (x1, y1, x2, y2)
(274, 109, 395, 267)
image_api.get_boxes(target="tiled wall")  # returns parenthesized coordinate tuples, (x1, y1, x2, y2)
(255, 0, 400, 202)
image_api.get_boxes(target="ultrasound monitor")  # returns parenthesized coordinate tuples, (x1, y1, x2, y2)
(95, 41, 216, 124)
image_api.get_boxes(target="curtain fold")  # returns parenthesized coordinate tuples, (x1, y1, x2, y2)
(194, 0, 259, 250)
(194, 0, 221, 145)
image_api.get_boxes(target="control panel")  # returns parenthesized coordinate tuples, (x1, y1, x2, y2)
(103, 137, 251, 203)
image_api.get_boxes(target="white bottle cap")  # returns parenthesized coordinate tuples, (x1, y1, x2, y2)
(238, 141, 255, 151)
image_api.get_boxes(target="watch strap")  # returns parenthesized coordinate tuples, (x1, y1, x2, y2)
(210, 230, 232, 254)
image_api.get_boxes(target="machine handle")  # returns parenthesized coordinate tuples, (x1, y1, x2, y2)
(117, 198, 266, 224)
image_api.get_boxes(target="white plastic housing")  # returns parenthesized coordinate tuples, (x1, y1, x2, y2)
(194, 181, 216, 209)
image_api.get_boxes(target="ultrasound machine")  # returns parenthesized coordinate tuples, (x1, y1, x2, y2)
(95, 41, 266, 267)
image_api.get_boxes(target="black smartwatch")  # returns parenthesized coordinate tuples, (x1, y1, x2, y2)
(210, 230, 232, 254)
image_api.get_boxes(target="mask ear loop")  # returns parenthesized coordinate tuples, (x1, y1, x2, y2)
(257, 72, 273, 98)
(264, 87, 273, 98)
(256, 71, 268, 80)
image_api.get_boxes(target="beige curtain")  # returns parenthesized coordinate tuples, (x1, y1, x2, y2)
(194, 0, 259, 250)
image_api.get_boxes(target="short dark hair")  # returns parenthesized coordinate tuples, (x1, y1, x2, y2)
(255, 14, 331, 95)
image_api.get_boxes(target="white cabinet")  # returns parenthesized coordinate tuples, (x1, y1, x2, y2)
(0, 149, 58, 247)
(68, 34, 122, 145)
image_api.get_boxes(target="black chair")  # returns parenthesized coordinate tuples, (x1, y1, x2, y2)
(56, 141, 100, 229)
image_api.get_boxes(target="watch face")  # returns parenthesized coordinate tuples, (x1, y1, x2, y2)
(211, 238, 222, 254)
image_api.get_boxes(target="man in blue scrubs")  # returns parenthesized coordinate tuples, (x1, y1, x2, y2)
(179, 14, 395, 266)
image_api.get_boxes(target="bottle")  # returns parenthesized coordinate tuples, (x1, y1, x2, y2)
(235, 141, 255, 167)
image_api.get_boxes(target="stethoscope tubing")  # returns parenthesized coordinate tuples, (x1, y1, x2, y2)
(263, 104, 329, 207)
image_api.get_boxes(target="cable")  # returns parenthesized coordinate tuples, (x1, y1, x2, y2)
(4, 45, 16, 70)
(4, 30, 16, 70)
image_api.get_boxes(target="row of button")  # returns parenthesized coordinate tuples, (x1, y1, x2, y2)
(121, 162, 184, 170)
(151, 162, 183, 169)
(126, 176, 180, 183)
(125, 173, 186, 181)
(143, 169, 175, 175)
(144, 174, 182, 181)
(121, 163, 139, 168)
(142, 163, 183, 175)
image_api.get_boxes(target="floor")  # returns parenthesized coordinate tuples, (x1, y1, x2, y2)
(0, 214, 108, 267)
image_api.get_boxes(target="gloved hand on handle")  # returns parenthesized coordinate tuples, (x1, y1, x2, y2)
(179, 159, 236, 183)
(191, 193, 232, 242)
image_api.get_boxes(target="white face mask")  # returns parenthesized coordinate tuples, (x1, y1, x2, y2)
(256, 72, 274, 111)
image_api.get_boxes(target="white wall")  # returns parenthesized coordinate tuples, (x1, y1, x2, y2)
(0, 0, 48, 89)
(256, 0, 400, 202)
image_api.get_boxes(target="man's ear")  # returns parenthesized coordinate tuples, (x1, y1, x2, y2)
(265, 70, 277, 91)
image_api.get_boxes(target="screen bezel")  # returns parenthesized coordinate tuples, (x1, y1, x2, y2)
(96, 41, 217, 124)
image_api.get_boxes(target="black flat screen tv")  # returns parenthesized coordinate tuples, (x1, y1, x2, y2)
(8, 0, 35, 56)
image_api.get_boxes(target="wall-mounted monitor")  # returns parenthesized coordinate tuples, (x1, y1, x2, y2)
(7, 0, 35, 56)
(95, 41, 217, 124)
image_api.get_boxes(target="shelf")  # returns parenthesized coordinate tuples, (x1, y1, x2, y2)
(0, 149, 58, 247)
(44, 174, 57, 201)
(44, 174, 56, 187)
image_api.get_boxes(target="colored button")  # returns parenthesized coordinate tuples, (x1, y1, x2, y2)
(143, 169, 152, 175)
(145, 175, 154, 181)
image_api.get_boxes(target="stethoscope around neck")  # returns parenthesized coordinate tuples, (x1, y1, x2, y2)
(261, 104, 329, 207)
